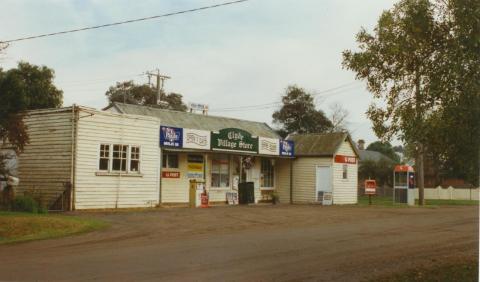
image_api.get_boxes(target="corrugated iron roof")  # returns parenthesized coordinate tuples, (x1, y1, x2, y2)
(358, 150, 395, 163)
(287, 132, 359, 157)
(108, 102, 280, 138)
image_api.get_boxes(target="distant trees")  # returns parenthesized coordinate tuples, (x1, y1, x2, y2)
(105, 80, 187, 112)
(328, 103, 349, 133)
(273, 85, 333, 138)
(366, 141, 400, 163)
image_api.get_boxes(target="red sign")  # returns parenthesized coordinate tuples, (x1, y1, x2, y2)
(365, 180, 376, 195)
(162, 171, 180, 178)
(394, 165, 414, 172)
(334, 155, 357, 164)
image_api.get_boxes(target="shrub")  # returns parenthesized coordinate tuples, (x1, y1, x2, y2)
(13, 196, 39, 213)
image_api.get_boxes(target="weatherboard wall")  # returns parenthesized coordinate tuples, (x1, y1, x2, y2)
(292, 157, 332, 204)
(332, 139, 358, 204)
(74, 110, 160, 209)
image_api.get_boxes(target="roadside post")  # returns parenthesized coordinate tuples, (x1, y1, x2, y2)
(365, 180, 376, 205)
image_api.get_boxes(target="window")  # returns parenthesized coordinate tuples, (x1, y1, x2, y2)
(130, 146, 140, 172)
(99, 144, 110, 170)
(112, 144, 128, 171)
(162, 153, 179, 169)
(211, 155, 229, 187)
(342, 164, 348, 179)
(261, 158, 274, 187)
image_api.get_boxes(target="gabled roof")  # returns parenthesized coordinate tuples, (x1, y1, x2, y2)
(105, 102, 280, 139)
(286, 132, 360, 157)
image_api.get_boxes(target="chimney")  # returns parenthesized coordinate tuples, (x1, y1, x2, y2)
(357, 139, 365, 150)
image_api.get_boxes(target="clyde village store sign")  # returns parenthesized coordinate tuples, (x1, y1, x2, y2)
(160, 126, 294, 157)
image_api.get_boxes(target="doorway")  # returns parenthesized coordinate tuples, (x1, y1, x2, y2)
(316, 166, 332, 202)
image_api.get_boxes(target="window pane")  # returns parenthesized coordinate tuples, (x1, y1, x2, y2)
(112, 144, 127, 171)
(162, 154, 167, 168)
(99, 144, 110, 171)
(112, 159, 121, 171)
(211, 155, 229, 187)
(130, 146, 140, 172)
(261, 158, 274, 187)
(343, 165, 348, 179)
(168, 154, 178, 168)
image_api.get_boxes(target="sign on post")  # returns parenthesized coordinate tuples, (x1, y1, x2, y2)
(365, 180, 376, 195)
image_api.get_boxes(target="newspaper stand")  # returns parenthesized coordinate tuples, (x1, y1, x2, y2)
(393, 165, 415, 205)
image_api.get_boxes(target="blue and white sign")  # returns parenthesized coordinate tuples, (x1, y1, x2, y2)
(279, 140, 294, 157)
(160, 126, 183, 148)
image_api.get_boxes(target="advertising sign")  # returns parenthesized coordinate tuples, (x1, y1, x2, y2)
(334, 155, 357, 164)
(279, 140, 294, 157)
(160, 126, 183, 148)
(258, 137, 280, 155)
(365, 180, 377, 195)
(187, 154, 204, 179)
(162, 171, 180, 178)
(211, 128, 258, 153)
(183, 128, 210, 150)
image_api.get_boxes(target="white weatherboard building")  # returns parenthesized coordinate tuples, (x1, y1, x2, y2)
(5, 103, 358, 210)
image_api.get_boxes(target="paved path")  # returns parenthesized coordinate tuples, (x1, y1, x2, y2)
(0, 205, 478, 281)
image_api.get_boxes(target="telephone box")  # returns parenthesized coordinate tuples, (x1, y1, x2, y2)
(393, 165, 415, 205)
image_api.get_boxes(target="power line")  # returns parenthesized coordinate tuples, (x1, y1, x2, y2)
(0, 0, 249, 44)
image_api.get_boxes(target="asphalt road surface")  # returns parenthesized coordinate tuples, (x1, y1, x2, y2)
(0, 204, 478, 281)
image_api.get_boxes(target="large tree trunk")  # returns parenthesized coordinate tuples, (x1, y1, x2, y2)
(417, 143, 425, 205)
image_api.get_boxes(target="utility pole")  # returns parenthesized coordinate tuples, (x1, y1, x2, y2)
(145, 69, 170, 106)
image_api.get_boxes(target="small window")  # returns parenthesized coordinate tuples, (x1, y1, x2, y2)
(211, 155, 229, 187)
(130, 146, 140, 172)
(99, 144, 110, 171)
(261, 158, 274, 187)
(112, 144, 128, 171)
(342, 164, 348, 179)
(162, 153, 179, 169)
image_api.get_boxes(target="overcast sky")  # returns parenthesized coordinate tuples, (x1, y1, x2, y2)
(0, 0, 398, 146)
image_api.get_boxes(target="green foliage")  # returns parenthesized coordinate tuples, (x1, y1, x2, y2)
(105, 80, 187, 111)
(359, 159, 395, 187)
(12, 196, 39, 213)
(366, 141, 400, 163)
(272, 85, 333, 137)
(343, 0, 480, 186)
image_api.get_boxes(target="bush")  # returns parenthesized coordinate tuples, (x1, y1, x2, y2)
(12, 196, 41, 213)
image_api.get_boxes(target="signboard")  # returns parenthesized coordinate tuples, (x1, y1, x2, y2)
(160, 126, 183, 148)
(187, 154, 204, 179)
(211, 128, 258, 153)
(162, 171, 180, 178)
(258, 137, 280, 155)
(365, 180, 376, 195)
(334, 155, 357, 164)
(183, 128, 210, 150)
(279, 140, 294, 157)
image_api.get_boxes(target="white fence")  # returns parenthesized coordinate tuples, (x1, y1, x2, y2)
(414, 187, 479, 200)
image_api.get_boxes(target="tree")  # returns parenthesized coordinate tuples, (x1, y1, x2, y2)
(341, 0, 478, 204)
(328, 102, 349, 133)
(359, 158, 395, 187)
(366, 141, 401, 163)
(272, 85, 333, 138)
(0, 62, 63, 177)
(105, 80, 187, 111)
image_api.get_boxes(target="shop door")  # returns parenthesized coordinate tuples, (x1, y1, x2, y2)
(316, 166, 332, 201)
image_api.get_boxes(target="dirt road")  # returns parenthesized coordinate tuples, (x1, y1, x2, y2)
(0, 205, 477, 281)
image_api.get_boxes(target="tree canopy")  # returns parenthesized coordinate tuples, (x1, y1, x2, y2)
(0, 62, 63, 153)
(342, 0, 480, 192)
(366, 141, 401, 163)
(272, 85, 333, 138)
(105, 80, 187, 112)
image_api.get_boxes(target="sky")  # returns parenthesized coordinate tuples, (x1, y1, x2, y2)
(0, 0, 399, 146)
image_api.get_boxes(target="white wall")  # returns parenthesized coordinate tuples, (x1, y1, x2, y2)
(414, 187, 479, 201)
(332, 140, 358, 204)
(292, 157, 332, 204)
(74, 110, 160, 209)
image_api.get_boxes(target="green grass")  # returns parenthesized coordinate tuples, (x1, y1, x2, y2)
(0, 211, 107, 244)
(358, 196, 479, 207)
(370, 258, 478, 282)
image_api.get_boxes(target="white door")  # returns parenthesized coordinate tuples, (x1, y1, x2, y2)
(316, 166, 332, 201)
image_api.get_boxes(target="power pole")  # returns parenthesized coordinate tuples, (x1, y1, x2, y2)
(145, 69, 170, 106)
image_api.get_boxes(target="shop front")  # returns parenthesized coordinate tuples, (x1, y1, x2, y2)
(159, 126, 294, 205)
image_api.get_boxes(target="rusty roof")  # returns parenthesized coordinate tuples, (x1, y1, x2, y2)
(287, 132, 359, 157)
(106, 102, 280, 138)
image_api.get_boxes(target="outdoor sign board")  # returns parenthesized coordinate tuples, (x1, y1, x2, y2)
(187, 154, 204, 179)
(279, 140, 294, 157)
(365, 180, 376, 195)
(160, 126, 183, 148)
(183, 128, 210, 150)
(162, 171, 180, 178)
(334, 155, 357, 164)
(258, 137, 280, 155)
(211, 128, 258, 153)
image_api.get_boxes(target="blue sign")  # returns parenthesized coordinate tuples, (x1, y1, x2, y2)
(160, 126, 183, 148)
(280, 140, 294, 157)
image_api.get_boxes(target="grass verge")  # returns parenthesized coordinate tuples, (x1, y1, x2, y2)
(358, 196, 479, 207)
(370, 258, 478, 282)
(0, 211, 107, 244)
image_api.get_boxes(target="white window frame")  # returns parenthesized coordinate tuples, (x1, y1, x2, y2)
(260, 158, 275, 189)
(97, 144, 142, 174)
(98, 144, 111, 171)
(342, 164, 348, 180)
(162, 153, 179, 169)
(211, 154, 230, 188)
